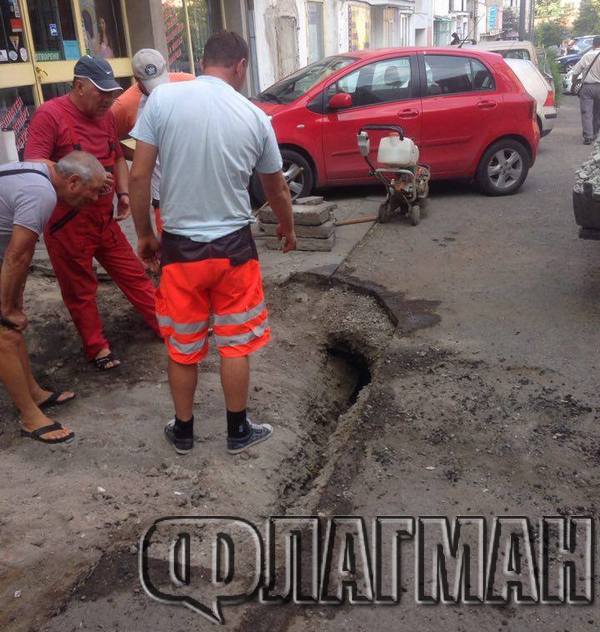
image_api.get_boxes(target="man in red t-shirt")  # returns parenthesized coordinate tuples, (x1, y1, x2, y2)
(24, 56, 160, 369)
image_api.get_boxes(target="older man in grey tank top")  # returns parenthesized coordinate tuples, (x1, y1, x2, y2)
(0, 151, 106, 445)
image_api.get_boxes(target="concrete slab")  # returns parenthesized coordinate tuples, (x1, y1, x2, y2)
(294, 195, 325, 205)
(258, 202, 336, 226)
(259, 219, 335, 238)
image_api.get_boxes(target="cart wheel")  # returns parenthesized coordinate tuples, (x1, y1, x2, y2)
(378, 201, 394, 223)
(410, 204, 421, 226)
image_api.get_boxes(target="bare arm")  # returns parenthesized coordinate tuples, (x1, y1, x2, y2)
(258, 171, 296, 253)
(130, 140, 158, 239)
(113, 156, 130, 220)
(0, 226, 38, 330)
(130, 140, 160, 271)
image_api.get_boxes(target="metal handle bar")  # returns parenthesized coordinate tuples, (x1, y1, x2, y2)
(358, 124, 405, 140)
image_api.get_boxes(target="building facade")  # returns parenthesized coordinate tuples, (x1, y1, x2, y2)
(0, 0, 517, 154)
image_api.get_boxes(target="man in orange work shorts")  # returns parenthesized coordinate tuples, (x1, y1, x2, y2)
(129, 32, 296, 455)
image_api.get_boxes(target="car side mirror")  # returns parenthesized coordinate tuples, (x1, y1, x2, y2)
(328, 92, 353, 110)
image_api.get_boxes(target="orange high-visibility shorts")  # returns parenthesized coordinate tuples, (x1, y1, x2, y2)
(156, 256, 270, 365)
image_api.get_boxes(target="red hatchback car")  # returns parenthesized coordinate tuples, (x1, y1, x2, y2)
(252, 47, 540, 199)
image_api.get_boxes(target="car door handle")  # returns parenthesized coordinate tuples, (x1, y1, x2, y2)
(477, 99, 497, 109)
(397, 108, 420, 118)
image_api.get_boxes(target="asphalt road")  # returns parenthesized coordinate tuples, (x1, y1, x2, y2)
(271, 94, 600, 631)
(341, 94, 600, 393)
(28, 96, 600, 632)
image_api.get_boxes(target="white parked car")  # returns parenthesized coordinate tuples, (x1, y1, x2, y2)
(505, 58, 558, 137)
(469, 40, 540, 66)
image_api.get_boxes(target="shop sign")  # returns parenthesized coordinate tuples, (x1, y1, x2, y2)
(488, 5, 498, 30)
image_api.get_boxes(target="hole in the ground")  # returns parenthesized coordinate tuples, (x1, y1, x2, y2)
(277, 334, 378, 510)
(326, 338, 372, 408)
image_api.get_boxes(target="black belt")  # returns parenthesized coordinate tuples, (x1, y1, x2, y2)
(152, 198, 160, 209)
(160, 225, 257, 268)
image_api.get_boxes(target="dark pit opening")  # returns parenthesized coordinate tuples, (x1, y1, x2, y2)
(326, 340, 372, 407)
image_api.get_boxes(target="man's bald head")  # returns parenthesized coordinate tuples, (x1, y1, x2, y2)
(53, 151, 108, 208)
(56, 150, 106, 182)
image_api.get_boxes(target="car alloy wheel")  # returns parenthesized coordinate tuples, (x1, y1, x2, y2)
(283, 159, 306, 201)
(476, 139, 529, 196)
(487, 148, 524, 191)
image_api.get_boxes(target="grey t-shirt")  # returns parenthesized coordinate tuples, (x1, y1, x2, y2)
(0, 162, 56, 262)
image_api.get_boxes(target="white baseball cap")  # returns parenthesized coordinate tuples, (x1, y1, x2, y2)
(132, 49, 168, 93)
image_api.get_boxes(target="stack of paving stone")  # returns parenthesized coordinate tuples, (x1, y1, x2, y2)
(258, 196, 336, 251)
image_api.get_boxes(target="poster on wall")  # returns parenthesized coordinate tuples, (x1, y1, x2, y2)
(80, 0, 123, 59)
(162, 1, 187, 71)
(0, 96, 30, 150)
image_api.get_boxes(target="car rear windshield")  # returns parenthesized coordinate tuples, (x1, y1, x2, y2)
(254, 56, 356, 104)
(499, 49, 531, 61)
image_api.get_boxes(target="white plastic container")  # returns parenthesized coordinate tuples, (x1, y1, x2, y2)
(0, 131, 18, 164)
(377, 134, 419, 167)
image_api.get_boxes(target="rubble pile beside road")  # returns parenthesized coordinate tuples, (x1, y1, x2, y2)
(259, 196, 337, 252)
(573, 140, 600, 237)
(574, 139, 600, 194)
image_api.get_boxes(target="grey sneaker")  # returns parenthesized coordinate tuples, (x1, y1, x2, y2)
(227, 421, 273, 454)
(164, 419, 194, 455)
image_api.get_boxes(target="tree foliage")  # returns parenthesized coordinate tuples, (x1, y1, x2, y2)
(535, 20, 569, 46)
(502, 7, 519, 33)
(536, 0, 567, 21)
(572, 0, 600, 36)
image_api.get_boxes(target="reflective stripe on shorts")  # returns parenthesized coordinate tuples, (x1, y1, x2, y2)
(214, 319, 269, 348)
(157, 314, 209, 335)
(156, 258, 270, 364)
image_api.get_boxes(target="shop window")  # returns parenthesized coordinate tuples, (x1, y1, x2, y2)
(0, 0, 30, 63)
(187, 0, 222, 70)
(307, 2, 324, 64)
(79, 0, 127, 59)
(348, 3, 370, 51)
(27, 0, 79, 61)
(433, 20, 451, 47)
(0, 86, 35, 156)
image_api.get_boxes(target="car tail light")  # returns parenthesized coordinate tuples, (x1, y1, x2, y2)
(544, 89, 555, 107)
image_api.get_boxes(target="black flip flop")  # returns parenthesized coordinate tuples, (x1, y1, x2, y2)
(38, 391, 76, 410)
(21, 422, 75, 445)
(93, 352, 121, 371)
